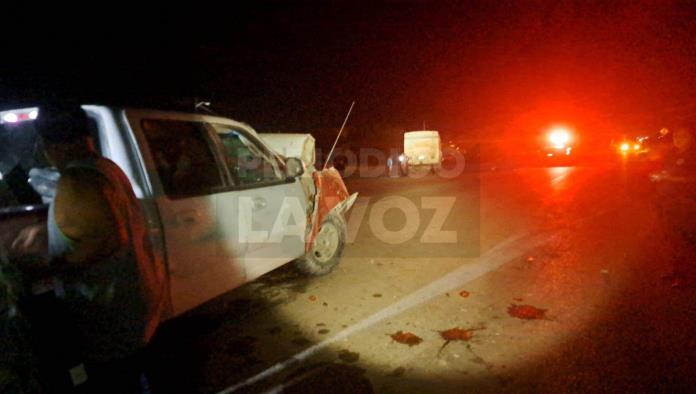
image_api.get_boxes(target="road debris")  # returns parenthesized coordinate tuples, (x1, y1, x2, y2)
(373, 293, 382, 298)
(527, 256, 535, 262)
(390, 331, 423, 346)
(513, 297, 524, 302)
(308, 295, 317, 302)
(459, 290, 470, 298)
(507, 304, 547, 320)
(439, 327, 477, 342)
(438, 327, 485, 354)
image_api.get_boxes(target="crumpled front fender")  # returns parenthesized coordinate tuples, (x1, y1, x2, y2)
(306, 168, 357, 251)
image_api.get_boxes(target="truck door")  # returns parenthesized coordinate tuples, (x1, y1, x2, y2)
(135, 117, 247, 315)
(211, 124, 307, 281)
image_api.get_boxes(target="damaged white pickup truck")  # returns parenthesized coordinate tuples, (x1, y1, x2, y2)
(0, 106, 356, 317)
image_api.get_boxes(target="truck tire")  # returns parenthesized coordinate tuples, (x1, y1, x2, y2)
(295, 213, 347, 276)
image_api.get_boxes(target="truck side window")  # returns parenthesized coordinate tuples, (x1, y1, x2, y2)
(213, 125, 283, 187)
(141, 119, 224, 198)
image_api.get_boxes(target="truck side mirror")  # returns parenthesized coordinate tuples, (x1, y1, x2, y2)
(285, 157, 304, 179)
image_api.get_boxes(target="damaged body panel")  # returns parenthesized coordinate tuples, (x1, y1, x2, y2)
(258, 133, 357, 252)
(307, 168, 357, 251)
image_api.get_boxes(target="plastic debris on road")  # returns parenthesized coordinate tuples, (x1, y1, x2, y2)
(438, 327, 485, 354)
(390, 331, 423, 346)
(507, 304, 547, 320)
(439, 327, 476, 342)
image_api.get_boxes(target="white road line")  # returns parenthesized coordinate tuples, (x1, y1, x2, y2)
(217, 231, 551, 394)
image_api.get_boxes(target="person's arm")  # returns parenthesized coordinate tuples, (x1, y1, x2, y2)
(9, 223, 49, 277)
(47, 168, 121, 274)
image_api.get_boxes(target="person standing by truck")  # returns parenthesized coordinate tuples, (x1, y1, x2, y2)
(651, 126, 696, 287)
(12, 105, 167, 392)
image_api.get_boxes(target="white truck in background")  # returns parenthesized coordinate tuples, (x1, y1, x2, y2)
(403, 130, 442, 173)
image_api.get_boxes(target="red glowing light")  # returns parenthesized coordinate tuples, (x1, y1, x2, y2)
(548, 127, 571, 148)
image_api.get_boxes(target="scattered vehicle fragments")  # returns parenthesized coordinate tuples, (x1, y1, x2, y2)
(507, 304, 548, 320)
(438, 327, 485, 354)
(439, 327, 479, 342)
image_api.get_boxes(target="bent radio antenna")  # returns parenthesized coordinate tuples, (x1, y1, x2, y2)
(323, 101, 356, 170)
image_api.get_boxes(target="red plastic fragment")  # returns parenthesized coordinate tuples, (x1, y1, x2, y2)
(507, 304, 547, 320)
(390, 331, 423, 346)
(439, 327, 475, 342)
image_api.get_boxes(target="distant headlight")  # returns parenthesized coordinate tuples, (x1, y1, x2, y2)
(398, 154, 406, 162)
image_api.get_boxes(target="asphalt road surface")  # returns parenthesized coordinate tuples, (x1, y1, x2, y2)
(147, 163, 696, 393)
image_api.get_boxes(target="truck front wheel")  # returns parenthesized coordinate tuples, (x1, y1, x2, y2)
(295, 213, 347, 276)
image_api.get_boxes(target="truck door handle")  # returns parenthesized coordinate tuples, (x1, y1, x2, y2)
(252, 197, 267, 211)
(174, 210, 198, 225)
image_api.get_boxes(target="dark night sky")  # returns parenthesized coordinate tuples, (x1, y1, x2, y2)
(4, 1, 696, 147)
